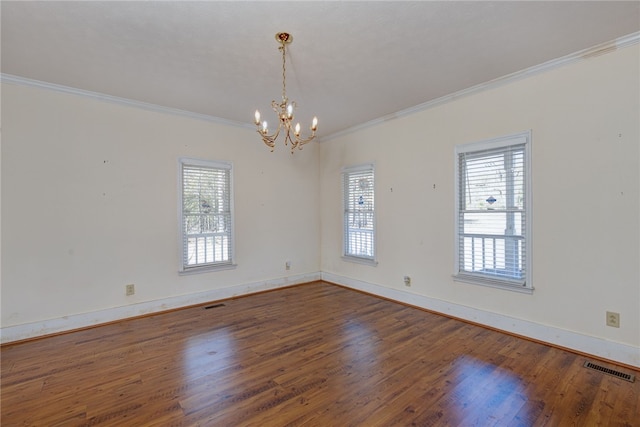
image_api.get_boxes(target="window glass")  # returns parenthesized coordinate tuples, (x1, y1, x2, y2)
(455, 133, 531, 290)
(343, 165, 376, 262)
(179, 159, 234, 272)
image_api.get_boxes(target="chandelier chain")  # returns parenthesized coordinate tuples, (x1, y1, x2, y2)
(280, 44, 287, 102)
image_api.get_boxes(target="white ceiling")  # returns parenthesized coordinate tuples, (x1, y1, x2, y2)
(2, 1, 639, 138)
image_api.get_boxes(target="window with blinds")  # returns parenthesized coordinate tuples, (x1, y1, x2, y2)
(343, 164, 376, 263)
(454, 132, 532, 291)
(179, 159, 234, 272)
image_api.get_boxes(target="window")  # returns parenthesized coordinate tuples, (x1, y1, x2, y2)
(343, 164, 376, 264)
(454, 131, 531, 292)
(179, 158, 234, 273)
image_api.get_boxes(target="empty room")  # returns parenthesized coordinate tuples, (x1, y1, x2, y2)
(1, 1, 639, 425)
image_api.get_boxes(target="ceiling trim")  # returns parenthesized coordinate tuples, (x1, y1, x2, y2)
(321, 31, 640, 143)
(0, 73, 254, 131)
(2, 32, 638, 142)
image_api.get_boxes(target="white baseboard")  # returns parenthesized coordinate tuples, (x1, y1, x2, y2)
(4, 271, 638, 369)
(321, 272, 640, 369)
(0, 272, 321, 344)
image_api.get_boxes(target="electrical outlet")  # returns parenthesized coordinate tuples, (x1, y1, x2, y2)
(285, 261, 291, 270)
(606, 311, 620, 328)
(126, 284, 135, 296)
(403, 276, 411, 286)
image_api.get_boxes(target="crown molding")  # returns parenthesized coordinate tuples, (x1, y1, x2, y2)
(321, 31, 640, 142)
(0, 73, 255, 131)
(2, 32, 638, 141)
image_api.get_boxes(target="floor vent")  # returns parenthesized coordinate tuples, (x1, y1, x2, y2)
(583, 361, 635, 382)
(204, 303, 226, 310)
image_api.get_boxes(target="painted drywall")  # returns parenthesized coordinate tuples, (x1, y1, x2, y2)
(1, 42, 638, 368)
(320, 45, 640, 352)
(1, 83, 320, 329)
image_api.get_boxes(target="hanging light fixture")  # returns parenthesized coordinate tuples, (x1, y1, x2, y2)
(254, 32, 318, 153)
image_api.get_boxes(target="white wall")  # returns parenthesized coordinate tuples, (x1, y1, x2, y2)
(320, 45, 639, 365)
(2, 42, 638, 368)
(1, 83, 320, 335)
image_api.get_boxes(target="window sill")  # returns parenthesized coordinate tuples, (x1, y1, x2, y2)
(179, 263, 237, 276)
(342, 256, 378, 267)
(453, 273, 533, 294)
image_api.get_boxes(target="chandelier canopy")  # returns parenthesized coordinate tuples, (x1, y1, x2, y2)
(254, 32, 318, 153)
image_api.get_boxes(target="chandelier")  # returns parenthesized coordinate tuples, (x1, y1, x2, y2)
(254, 32, 318, 153)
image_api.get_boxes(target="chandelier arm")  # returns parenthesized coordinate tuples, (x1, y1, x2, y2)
(266, 121, 283, 142)
(293, 132, 317, 147)
(284, 131, 296, 153)
(258, 132, 276, 151)
(258, 120, 284, 151)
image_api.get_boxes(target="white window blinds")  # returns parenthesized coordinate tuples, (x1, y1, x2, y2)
(455, 132, 531, 290)
(180, 159, 233, 271)
(343, 165, 375, 261)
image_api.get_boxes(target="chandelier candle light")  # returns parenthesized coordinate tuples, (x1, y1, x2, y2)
(254, 32, 318, 153)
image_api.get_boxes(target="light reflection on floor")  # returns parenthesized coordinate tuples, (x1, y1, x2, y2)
(449, 355, 528, 423)
(182, 327, 236, 379)
(342, 318, 381, 366)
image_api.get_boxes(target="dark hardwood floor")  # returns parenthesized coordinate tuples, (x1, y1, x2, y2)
(1, 281, 638, 426)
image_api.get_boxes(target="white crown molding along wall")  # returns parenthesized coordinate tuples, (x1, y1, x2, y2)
(1, 32, 638, 142)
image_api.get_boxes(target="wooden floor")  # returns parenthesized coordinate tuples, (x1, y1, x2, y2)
(2, 282, 638, 426)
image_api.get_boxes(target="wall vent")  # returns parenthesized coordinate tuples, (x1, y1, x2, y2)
(204, 303, 226, 310)
(583, 361, 635, 382)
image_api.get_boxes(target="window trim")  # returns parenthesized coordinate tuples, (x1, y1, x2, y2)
(342, 163, 378, 266)
(178, 157, 236, 274)
(453, 131, 532, 292)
